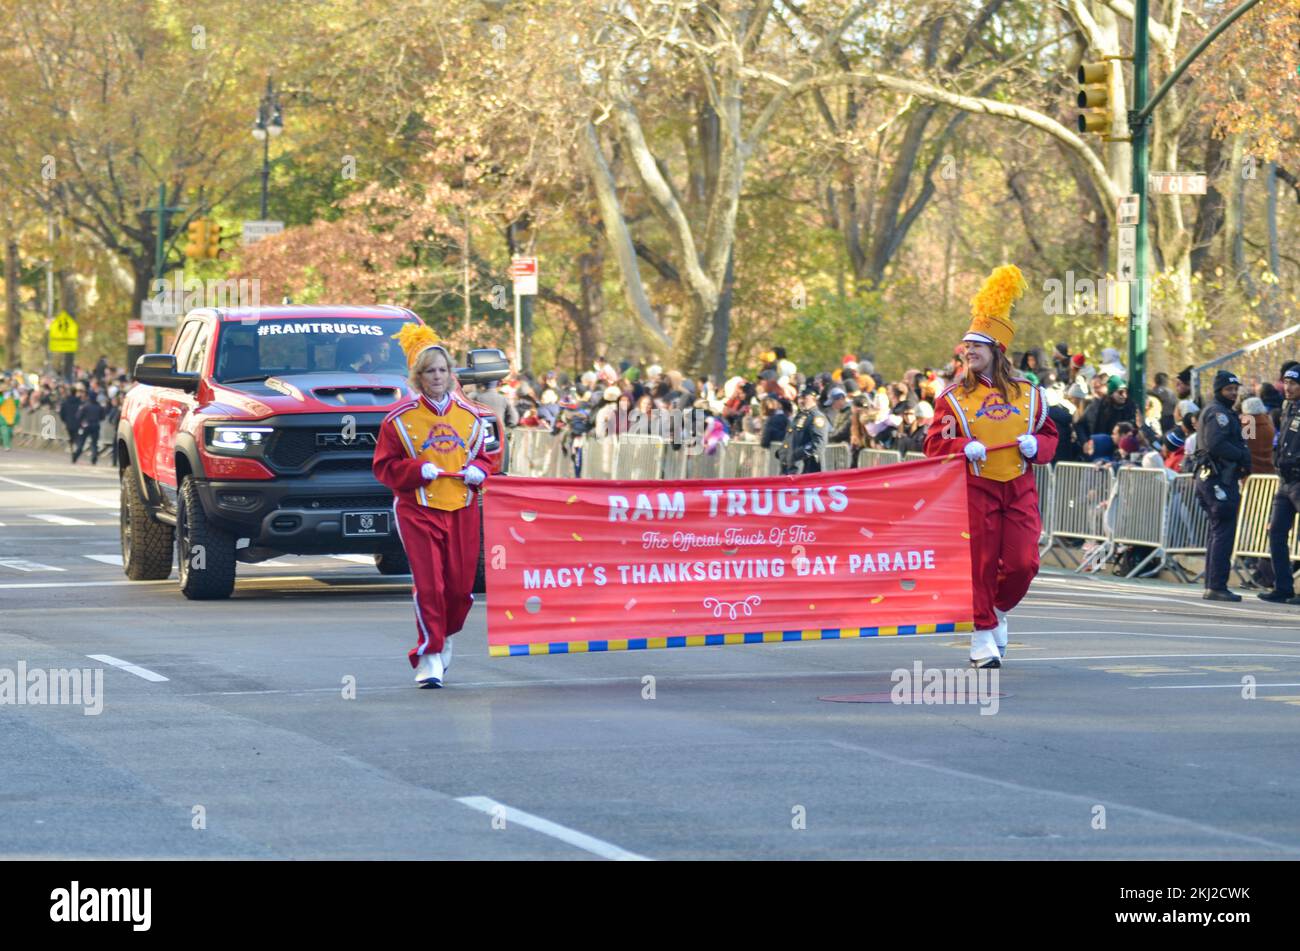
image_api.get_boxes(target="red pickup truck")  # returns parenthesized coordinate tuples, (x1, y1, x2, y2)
(116, 305, 508, 599)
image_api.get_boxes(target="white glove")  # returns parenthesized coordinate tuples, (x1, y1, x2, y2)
(1017, 434, 1039, 459)
(420, 462, 441, 481)
(461, 466, 485, 487)
(963, 440, 987, 462)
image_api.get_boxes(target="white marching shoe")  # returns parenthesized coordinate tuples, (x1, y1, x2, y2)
(414, 652, 444, 688)
(970, 626, 1001, 669)
(439, 636, 453, 674)
(993, 608, 1009, 658)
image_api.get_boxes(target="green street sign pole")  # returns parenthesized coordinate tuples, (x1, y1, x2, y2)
(142, 184, 186, 354)
(1126, 0, 1263, 416)
(1128, 0, 1150, 415)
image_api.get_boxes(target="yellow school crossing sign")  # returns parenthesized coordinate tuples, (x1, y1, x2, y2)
(49, 311, 79, 353)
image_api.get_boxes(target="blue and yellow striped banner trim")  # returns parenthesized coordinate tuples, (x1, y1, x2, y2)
(489, 620, 975, 657)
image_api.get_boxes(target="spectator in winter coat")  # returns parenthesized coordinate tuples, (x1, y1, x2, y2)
(71, 394, 104, 465)
(1162, 428, 1186, 472)
(759, 396, 789, 449)
(893, 405, 927, 455)
(1241, 396, 1275, 476)
(59, 387, 83, 441)
(1087, 376, 1137, 439)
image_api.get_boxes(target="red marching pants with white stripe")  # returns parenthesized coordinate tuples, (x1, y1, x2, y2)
(393, 496, 479, 667)
(964, 474, 1042, 631)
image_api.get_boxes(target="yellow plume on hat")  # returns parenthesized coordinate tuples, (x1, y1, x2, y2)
(392, 322, 446, 365)
(966, 264, 1027, 351)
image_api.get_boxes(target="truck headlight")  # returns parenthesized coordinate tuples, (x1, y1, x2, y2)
(208, 426, 274, 453)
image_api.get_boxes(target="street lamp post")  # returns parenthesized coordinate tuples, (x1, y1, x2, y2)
(251, 76, 283, 221)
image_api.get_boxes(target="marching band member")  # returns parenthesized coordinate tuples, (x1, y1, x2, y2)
(373, 324, 495, 687)
(924, 265, 1059, 668)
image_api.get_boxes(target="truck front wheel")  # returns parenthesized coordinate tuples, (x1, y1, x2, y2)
(374, 549, 411, 575)
(176, 476, 237, 600)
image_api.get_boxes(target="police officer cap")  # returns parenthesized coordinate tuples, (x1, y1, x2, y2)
(800, 384, 819, 397)
(1213, 370, 1241, 392)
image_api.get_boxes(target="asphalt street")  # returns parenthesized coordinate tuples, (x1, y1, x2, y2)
(2, 445, 1299, 860)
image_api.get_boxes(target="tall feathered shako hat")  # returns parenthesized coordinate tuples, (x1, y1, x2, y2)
(392, 322, 451, 367)
(964, 264, 1028, 352)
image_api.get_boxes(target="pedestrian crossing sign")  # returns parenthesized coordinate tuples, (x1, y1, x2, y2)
(49, 311, 79, 353)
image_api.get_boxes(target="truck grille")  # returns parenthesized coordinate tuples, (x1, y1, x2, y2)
(266, 426, 380, 470)
(281, 494, 392, 510)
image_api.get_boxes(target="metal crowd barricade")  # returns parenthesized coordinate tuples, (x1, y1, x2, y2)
(1231, 474, 1283, 585)
(613, 434, 667, 480)
(1034, 463, 1053, 554)
(579, 435, 616, 480)
(680, 446, 724, 480)
(822, 444, 852, 471)
(723, 441, 779, 479)
(1158, 473, 1209, 582)
(1044, 462, 1114, 569)
(1107, 467, 1171, 577)
(903, 451, 927, 462)
(506, 429, 544, 476)
(857, 449, 901, 467)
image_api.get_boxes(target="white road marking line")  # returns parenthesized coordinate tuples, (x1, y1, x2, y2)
(86, 654, 169, 683)
(329, 554, 375, 564)
(83, 554, 125, 566)
(0, 558, 66, 572)
(1014, 652, 1300, 662)
(0, 474, 119, 508)
(455, 795, 650, 861)
(1139, 682, 1300, 690)
(0, 574, 415, 590)
(1013, 628, 1300, 647)
(30, 513, 96, 526)
(826, 738, 1300, 855)
(245, 559, 295, 568)
(0, 579, 173, 589)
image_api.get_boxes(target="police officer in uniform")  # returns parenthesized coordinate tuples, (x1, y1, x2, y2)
(1258, 365, 1300, 604)
(1193, 371, 1251, 602)
(778, 385, 828, 474)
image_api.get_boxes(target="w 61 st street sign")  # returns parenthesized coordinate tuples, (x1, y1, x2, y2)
(1149, 173, 1207, 195)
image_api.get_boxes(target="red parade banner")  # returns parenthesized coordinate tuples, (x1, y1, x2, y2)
(483, 456, 976, 657)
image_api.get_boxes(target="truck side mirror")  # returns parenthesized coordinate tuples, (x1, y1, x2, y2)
(134, 353, 200, 393)
(456, 348, 510, 386)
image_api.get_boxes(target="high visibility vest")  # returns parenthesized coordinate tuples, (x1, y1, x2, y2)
(384, 393, 488, 511)
(942, 378, 1044, 482)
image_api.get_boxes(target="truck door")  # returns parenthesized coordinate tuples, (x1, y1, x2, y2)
(153, 319, 201, 489)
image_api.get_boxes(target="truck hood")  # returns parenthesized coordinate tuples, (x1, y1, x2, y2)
(206, 372, 413, 418)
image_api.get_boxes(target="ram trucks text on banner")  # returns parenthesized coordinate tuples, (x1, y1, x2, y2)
(483, 458, 975, 656)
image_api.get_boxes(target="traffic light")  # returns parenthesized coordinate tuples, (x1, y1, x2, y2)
(1076, 61, 1114, 136)
(185, 218, 209, 259)
(206, 221, 223, 259)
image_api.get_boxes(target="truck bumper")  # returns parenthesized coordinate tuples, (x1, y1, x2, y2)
(194, 474, 401, 553)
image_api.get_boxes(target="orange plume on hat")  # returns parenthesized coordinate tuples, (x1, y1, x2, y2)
(392, 322, 447, 365)
(965, 264, 1027, 352)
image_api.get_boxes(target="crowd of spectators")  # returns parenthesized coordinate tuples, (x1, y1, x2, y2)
(5, 343, 1294, 487)
(470, 344, 1296, 479)
(0, 355, 133, 465)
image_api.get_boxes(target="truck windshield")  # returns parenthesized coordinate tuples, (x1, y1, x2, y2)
(214, 318, 417, 382)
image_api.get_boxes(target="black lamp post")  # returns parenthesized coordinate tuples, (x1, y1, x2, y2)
(251, 76, 283, 220)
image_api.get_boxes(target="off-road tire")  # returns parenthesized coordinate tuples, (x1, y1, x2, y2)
(120, 466, 175, 580)
(375, 549, 411, 575)
(176, 475, 237, 600)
